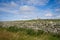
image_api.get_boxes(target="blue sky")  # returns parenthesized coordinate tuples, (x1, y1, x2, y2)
(0, 0, 60, 21)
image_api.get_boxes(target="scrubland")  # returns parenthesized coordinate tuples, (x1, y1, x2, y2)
(0, 19, 60, 40)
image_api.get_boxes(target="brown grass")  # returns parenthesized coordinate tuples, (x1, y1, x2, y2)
(0, 30, 14, 40)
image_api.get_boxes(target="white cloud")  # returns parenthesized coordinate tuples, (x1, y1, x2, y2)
(0, 1, 20, 14)
(0, 5, 40, 15)
(56, 15, 60, 19)
(19, 5, 39, 14)
(44, 10, 53, 17)
(53, 8, 60, 14)
(54, 8, 60, 12)
(0, 8, 19, 14)
(0, 0, 49, 14)
(45, 13, 53, 17)
(19, 5, 35, 11)
(10, 1, 18, 7)
(22, 16, 30, 19)
(0, 1, 19, 9)
(27, 0, 49, 6)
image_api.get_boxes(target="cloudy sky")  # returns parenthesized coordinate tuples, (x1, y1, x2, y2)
(0, 0, 60, 21)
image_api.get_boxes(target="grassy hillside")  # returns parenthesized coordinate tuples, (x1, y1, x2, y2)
(0, 26, 60, 40)
(0, 19, 60, 40)
(1, 19, 60, 33)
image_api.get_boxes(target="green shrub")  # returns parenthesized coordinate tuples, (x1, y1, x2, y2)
(7, 26, 19, 32)
(26, 28, 36, 36)
(18, 27, 26, 31)
(37, 30, 44, 36)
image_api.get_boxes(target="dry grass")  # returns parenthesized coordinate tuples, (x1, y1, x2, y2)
(0, 30, 60, 40)
(0, 27, 60, 40)
(0, 30, 13, 40)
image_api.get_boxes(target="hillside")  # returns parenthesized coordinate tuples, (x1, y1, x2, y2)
(0, 19, 60, 34)
(0, 19, 60, 40)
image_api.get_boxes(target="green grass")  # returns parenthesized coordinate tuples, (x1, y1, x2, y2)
(0, 26, 60, 40)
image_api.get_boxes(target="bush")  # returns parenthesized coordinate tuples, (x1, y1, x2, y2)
(51, 33, 60, 38)
(37, 30, 44, 36)
(7, 26, 19, 32)
(26, 28, 36, 36)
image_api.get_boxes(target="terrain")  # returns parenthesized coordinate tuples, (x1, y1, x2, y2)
(0, 19, 60, 40)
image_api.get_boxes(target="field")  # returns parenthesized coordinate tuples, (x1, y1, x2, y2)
(0, 19, 60, 40)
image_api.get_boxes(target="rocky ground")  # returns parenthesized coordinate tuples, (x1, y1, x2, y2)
(0, 19, 60, 34)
